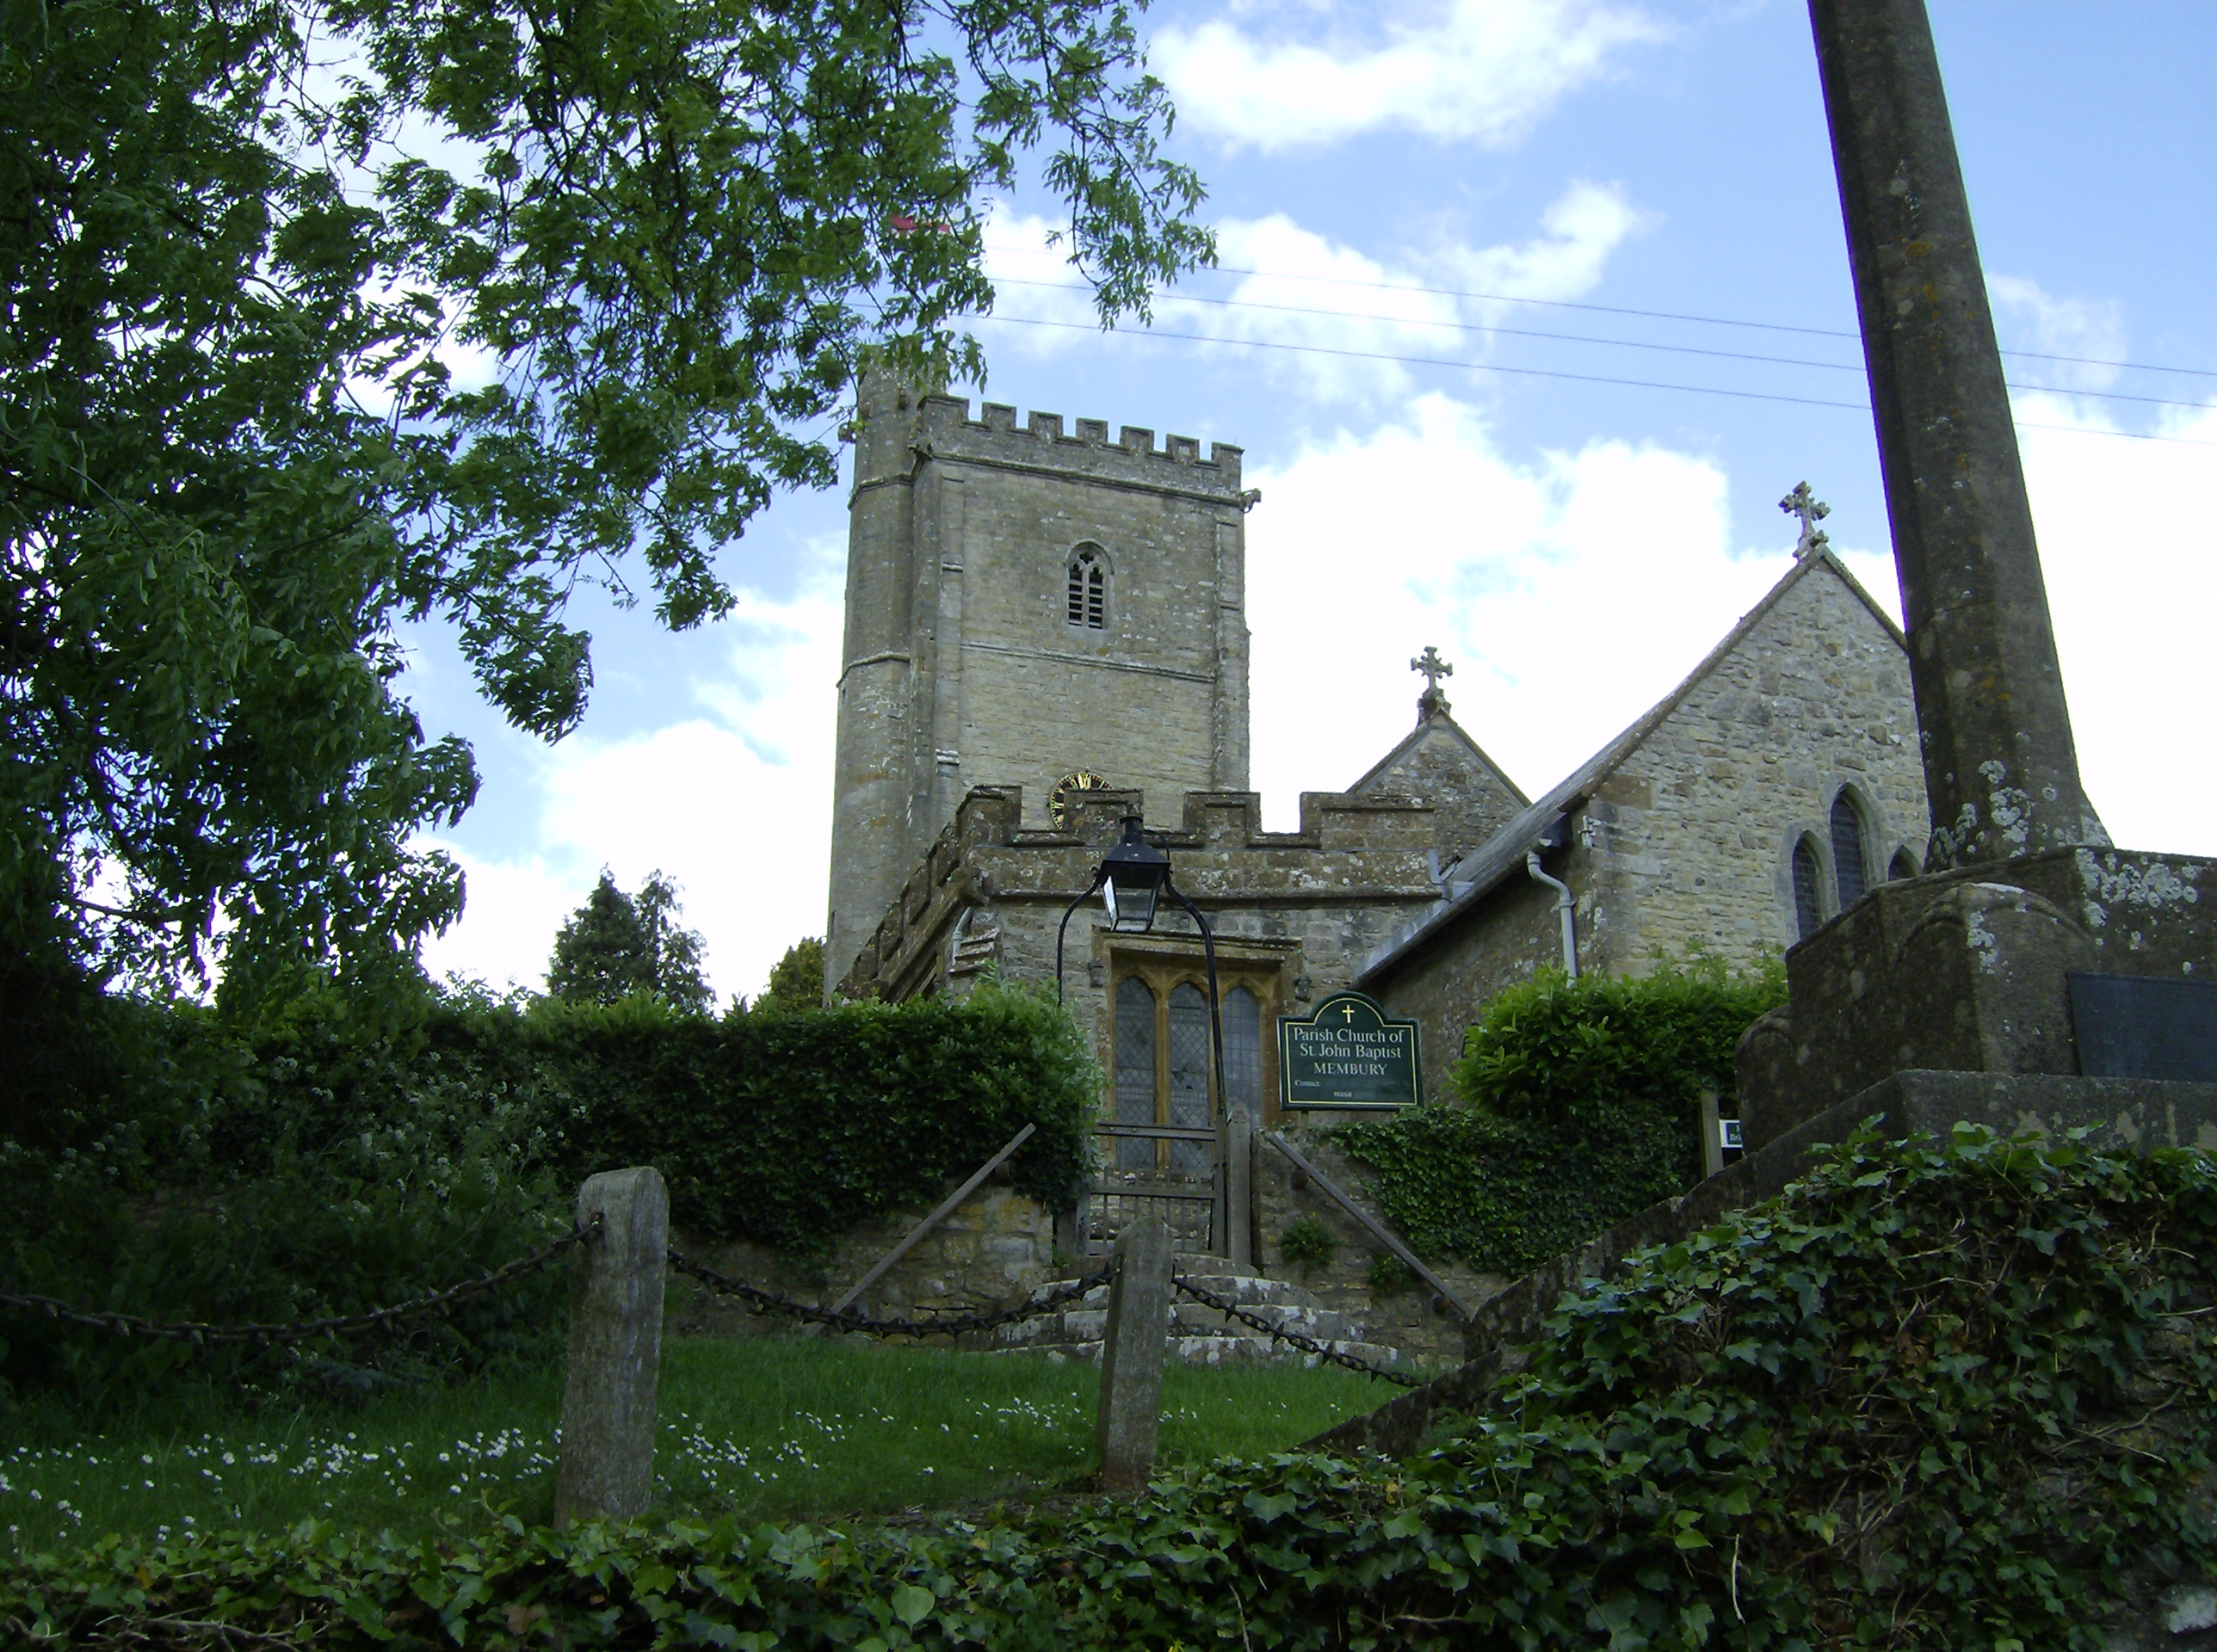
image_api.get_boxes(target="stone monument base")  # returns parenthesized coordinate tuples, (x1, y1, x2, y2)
(1738, 847, 2213, 1151)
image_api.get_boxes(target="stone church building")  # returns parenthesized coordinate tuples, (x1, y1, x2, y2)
(825, 380, 1930, 1244)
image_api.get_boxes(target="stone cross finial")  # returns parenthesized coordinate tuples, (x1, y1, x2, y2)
(1411, 646, 1453, 720)
(1779, 481, 1831, 558)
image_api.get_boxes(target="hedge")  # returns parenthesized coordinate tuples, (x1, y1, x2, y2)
(1334, 959, 1785, 1277)
(9, 1127, 2214, 1649)
(0, 980, 1096, 1406)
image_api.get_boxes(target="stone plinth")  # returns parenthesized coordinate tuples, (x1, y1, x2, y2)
(1739, 848, 2211, 1150)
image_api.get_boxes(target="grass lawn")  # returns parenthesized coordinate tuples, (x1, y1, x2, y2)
(0, 1336, 1393, 1554)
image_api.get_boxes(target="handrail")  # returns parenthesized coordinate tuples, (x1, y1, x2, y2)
(1262, 1130, 1473, 1320)
(831, 1122, 1036, 1315)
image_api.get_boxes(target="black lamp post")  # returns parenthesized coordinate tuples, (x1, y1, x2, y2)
(1057, 817, 1228, 1126)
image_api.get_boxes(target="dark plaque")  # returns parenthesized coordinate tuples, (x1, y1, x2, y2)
(1279, 992, 1421, 1109)
(2069, 972, 2217, 1082)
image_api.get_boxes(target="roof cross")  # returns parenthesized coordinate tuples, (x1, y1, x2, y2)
(1779, 481, 1831, 558)
(1410, 645, 1453, 721)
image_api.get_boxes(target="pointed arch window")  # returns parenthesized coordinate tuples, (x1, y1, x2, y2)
(1792, 836, 1825, 941)
(1113, 977, 1157, 1171)
(1830, 792, 1869, 909)
(1066, 546, 1108, 630)
(1889, 848, 1918, 883)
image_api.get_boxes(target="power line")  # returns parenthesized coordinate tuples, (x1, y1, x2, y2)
(966, 312, 2217, 446)
(991, 280, 2217, 412)
(992, 277, 1867, 373)
(984, 248, 2217, 380)
(973, 314, 1871, 410)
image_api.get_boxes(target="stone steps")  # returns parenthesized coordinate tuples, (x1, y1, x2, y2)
(975, 1262, 1405, 1373)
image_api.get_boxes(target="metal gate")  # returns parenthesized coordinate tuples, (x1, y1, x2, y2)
(1081, 1123, 1220, 1256)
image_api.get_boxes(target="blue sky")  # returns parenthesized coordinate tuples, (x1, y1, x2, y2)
(405, 0, 2217, 1002)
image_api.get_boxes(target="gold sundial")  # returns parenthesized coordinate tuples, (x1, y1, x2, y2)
(1049, 769, 1109, 828)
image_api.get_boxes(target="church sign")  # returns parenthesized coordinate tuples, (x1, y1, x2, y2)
(1279, 993, 1421, 1110)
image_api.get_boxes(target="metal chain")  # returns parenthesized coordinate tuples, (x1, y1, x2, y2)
(1172, 1272, 1421, 1386)
(0, 1217, 599, 1347)
(667, 1248, 1110, 1339)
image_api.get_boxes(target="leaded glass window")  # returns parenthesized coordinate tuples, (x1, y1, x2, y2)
(1113, 976, 1157, 1170)
(1831, 792, 1868, 909)
(1167, 983, 1212, 1172)
(1222, 986, 1263, 1120)
(1793, 836, 1825, 940)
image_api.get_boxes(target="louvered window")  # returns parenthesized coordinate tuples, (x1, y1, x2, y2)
(1066, 547, 1107, 630)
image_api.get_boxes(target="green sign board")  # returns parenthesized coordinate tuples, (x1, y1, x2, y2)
(1278, 992, 1421, 1110)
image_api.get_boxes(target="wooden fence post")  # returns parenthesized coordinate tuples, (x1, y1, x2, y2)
(1096, 1211, 1172, 1495)
(1224, 1107, 1253, 1267)
(555, 1167, 668, 1523)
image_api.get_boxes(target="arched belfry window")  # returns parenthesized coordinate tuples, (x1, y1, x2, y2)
(1830, 792, 1869, 909)
(1792, 836, 1825, 941)
(1066, 545, 1108, 630)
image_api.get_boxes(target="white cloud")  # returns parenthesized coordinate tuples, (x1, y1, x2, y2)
(1990, 274, 2127, 392)
(1244, 394, 1800, 825)
(979, 183, 1650, 403)
(1153, 0, 1669, 153)
(2014, 392, 2217, 854)
(1241, 384, 2217, 860)
(418, 545, 844, 1005)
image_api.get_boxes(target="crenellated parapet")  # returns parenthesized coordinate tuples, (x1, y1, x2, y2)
(837, 784, 1442, 1005)
(906, 394, 1244, 496)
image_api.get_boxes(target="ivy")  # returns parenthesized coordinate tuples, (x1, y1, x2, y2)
(1333, 960, 1786, 1277)
(9, 1129, 2215, 1649)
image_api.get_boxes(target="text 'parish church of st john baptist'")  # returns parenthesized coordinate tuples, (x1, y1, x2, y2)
(824, 374, 1930, 1235)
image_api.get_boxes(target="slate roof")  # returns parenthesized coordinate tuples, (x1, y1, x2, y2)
(1354, 551, 1906, 989)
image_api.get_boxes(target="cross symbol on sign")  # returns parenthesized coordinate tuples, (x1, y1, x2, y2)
(1340, 1004, 1356, 1022)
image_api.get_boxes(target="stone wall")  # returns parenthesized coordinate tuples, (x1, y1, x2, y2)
(665, 1184, 1060, 1341)
(1248, 1125, 1504, 1369)
(827, 377, 1251, 987)
(1365, 553, 1930, 1094)
(1590, 555, 1927, 969)
(1349, 712, 1528, 866)
(837, 784, 1446, 1129)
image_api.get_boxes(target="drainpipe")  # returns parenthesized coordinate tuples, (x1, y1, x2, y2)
(1525, 850, 1578, 980)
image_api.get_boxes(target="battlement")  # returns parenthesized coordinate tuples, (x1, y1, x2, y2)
(913, 393, 1244, 491)
(838, 784, 1439, 1001)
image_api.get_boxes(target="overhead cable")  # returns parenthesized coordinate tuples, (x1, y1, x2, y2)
(989, 280, 2215, 411)
(966, 312, 2217, 446)
(983, 247, 2217, 379)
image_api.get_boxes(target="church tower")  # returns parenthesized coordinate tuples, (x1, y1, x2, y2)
(826, 375, 1253, 987)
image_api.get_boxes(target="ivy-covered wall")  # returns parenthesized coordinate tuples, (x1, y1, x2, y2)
(1334, 960, 1785, 1278)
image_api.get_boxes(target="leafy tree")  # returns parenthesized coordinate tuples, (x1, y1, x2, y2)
(757, 935, 826, 1014)
(3, 0, 1209, 1000)
(547, 871, 713, 1014)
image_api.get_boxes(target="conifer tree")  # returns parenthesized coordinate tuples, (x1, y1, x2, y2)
(547, 872, 712, 1014)
(758, 936, 826, 1014)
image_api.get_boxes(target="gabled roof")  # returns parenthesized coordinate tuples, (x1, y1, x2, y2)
(1346, 707, 1529, 807)
(1355, 551, 1906, 988)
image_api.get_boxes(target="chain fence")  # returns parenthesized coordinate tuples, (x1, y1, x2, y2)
(1, 1218, 1422, 1386)
(0, 1217, 599, 1347)
(667, 1248, 1110, 1340)
(1172, 1272, 1421, 1386)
